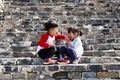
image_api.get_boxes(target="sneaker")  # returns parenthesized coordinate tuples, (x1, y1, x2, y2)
(32, 52, 37, 56)
(44, 58, 52, 62)
(43, 58, 56, 65)
(57, 59, 70, 64)
(72, 59, 79, 64)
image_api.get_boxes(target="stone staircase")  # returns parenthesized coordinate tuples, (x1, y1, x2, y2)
(0, 0, 120, 79)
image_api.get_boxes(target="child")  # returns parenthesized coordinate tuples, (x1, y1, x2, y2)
(60, 27, 84, 64)
(37, 21, 69, 64)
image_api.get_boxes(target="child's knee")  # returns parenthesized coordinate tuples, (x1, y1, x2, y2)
(61, 46, 66, 50)
(49, 47, 57, 53)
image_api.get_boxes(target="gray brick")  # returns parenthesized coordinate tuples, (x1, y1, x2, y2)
(60, 65, 87, 71)
(53, 72, 68, 79)
(48, 65, 59, 71)
(68, 72, 81, 79)
(16, 58, 32, 65)
(27, 72, 38, 80)
(26, 3, 35, 6)
(12, 73, 25, 79)
(0, 73, 11, 80)
(3, 66, 22, 73)
(88, 65, 102, 72)
(17, 2, 25, 6)
(33, 66, 45, 72)
(82, 72, 96, 78)
(106, 64, 120, 70)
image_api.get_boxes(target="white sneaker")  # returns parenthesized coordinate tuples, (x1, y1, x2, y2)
(32, 52, 37, 56)
(72, 60, 79, 64)
(72, 58, 80, 64)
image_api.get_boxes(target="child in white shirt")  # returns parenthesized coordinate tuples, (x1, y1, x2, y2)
(60, 27, 84, 64)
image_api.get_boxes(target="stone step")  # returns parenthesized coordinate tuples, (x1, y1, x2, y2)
(0, 63, 120, 79)
(83, 50, 120, 56)
(0, 57, 120, 65)
(0, 50, 120, 58)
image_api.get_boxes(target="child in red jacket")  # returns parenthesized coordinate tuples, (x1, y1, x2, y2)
(37, 21, 69, 64)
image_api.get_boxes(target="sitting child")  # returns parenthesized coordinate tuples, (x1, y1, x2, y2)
(36, 21, 69, 64)
(60, 27, 84, 64)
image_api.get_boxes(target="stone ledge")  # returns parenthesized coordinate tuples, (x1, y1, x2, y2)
(0, 63, 120, 73)
(0, 64, 119, 79)
(0, 57, 120, 65)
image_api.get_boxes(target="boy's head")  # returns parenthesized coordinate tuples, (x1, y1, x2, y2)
(44, 21, 58, 36)
(68, 27, 82, 40)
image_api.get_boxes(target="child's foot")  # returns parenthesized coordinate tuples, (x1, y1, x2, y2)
(72, 59, 79, 64)
(43, 58, 56, 65)
(57, 59, 70, 64)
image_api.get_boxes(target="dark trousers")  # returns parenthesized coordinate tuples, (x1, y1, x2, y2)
(60, 46, 77, 61)
(38, 47, 61, 60)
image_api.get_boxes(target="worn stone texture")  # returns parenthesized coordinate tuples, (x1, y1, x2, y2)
(0, 0, 120, 79)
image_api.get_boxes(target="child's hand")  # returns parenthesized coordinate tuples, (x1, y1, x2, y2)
(66, 41, 71, 46)
(49, 44, 55, 47)
(64, 36, 69, 42)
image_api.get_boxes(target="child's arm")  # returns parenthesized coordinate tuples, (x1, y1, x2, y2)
(55, 34, 69, 41)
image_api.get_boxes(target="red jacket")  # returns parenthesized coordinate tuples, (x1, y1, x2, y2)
(38, 32, 66, 48)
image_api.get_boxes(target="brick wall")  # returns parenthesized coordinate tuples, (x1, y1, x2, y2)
(0, 0, 120, 79)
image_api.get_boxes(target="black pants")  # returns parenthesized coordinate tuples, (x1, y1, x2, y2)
(38, 47, 61, 60)
(60, 46, 77, 61)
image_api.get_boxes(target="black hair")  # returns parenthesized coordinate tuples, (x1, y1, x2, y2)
(68, 27, 82, 36)
(44, 21, 58, 31)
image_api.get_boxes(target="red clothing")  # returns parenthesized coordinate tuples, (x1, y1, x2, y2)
(38, 32, 66, 48)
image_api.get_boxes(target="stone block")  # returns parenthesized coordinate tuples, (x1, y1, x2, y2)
(97, 44, 112, 50)
(106, 64, 120, 70)
(0, 73, 11, 80)
(53, 11, 63, 16)
(30, 7, 38, 11)
(60, 65, 87, 71)
(3, 66, 22, 73)
(106, 38, 116, 43)
(27, 72, 38, 80)
(26, 3, 35, 6)
(44, 7, 52, 12)
(68, 72, 81, 79)
(17, 2, 25, 6)
(88, 65, 102, 72)
(82, 72, 96, 78)
(81, 57, 90, 63)
(97, 11, 107, 15)
(16, 58, 32, 65)
(12, 73, 25, 79)
(64, 6, 74, 11)
(48, 65, 59, 71)
(33, 66, 45, 72)
(53, 72, 68, 79)
(97, 72, 119, 78)
(96, 39, 106, 44)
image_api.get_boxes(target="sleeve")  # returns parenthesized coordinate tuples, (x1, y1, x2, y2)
(38, 34, 49, 48)
(55, 34, 66, 40)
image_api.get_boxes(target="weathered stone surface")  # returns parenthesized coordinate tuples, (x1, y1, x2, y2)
(82, 72, 96, 78)
(27, 72, 38, 80)
(60, 65, 87, 71)
(106, 64, 120, 70)
(48, 65, 59, 71)
(0, 0, 120, 79)
(12, 73, 25, 79)
(88, 65, 102, 72)
(68, 72, 81, 79)
(0, 73, 11, 80)
(97, 72, 119, 78)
